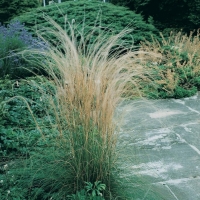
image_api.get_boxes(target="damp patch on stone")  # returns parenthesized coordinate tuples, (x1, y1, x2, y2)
(131, 161, 183, 179)
(132, 128, 179, 150)
(149, 109, 184, 118)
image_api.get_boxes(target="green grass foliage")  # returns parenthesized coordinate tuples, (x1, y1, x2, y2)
(14, 0, 158, 46)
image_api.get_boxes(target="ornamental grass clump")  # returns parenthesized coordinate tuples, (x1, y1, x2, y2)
(13, 17, 149, 199)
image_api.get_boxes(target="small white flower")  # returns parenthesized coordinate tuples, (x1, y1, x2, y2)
(40, 97, 43, 101)
(152, 62, 158, 65)
(3, 164, 8, 170)
(0, 180, 3, 183)
(7, 190, 10, 194)
(72, 19, 75, 24)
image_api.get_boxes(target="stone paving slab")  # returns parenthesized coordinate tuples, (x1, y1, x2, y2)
(117, 93, 200, 199)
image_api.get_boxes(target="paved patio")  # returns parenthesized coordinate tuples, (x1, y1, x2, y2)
(117, 92, 200, 199)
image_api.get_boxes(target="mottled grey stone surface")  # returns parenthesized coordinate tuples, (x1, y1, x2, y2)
(116, 92, 200, 200)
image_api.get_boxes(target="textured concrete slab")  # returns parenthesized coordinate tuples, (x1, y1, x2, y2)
(117, 92, 200, 199)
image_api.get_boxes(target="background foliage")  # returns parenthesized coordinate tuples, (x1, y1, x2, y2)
(110, 0, 200, 32)
(14, 1, 159, 46)
(0, 0, 39, 24)
(139, 30, 200, 99)
(0, 76, 55, 158)
(0, 21, 47, 79)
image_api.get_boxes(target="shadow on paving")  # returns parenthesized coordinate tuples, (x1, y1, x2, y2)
(116, 92, 200, 200)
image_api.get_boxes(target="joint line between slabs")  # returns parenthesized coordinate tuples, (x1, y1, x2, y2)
(176, 133, 200, 156)
(164, 184, 179, 200)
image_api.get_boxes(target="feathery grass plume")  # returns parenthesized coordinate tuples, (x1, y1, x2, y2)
(16, 16, 151, 199)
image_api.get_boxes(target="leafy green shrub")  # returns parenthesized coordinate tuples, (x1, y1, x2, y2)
(0, 21, 47, 79)
(139, 30, 200, 98)
(14, 0, 159, 46)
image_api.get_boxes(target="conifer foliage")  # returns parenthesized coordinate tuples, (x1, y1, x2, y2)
(0, 0, 39, 24)
(15, 1, 159, 45)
